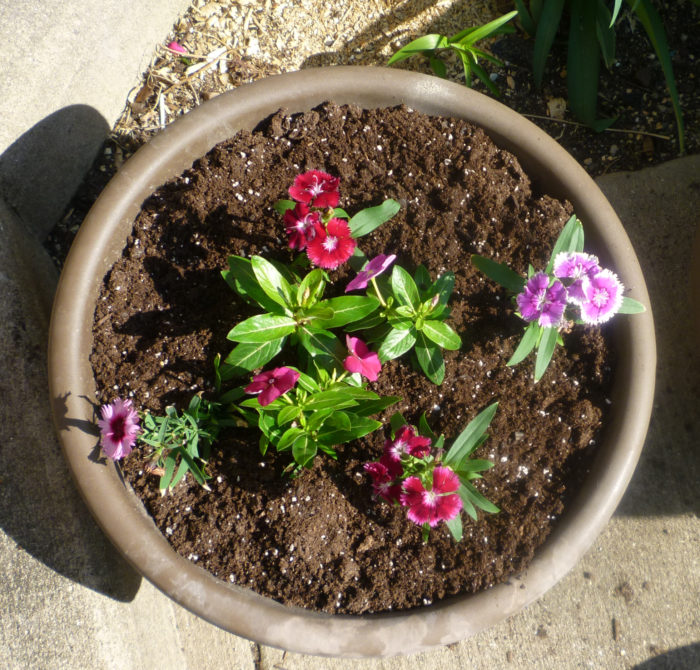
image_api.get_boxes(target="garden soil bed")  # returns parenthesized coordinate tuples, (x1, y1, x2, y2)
(90, 102, 614, 615)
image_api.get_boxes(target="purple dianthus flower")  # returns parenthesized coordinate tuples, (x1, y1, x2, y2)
(553, 252, 601, 304)
(516, 272, 567, 328)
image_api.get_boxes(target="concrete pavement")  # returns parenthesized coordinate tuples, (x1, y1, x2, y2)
(0, 1, 698, 668)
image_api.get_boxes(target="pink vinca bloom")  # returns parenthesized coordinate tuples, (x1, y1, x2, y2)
(244, 367, 300, 407)
(306, 218, 356, 269)
(343, 335, 382, 382)
(400, 466, 463, 527)
(345, 253, 397, 292)
(364, 461, 402, 504)
(516, 272, 567, 328)
(166, 41, 188, 54)
(384, 425, 432, 463)
(98, 398, 140, 461)
(288, 170, 340, 208)
(553, 252, 601, 304)
(578, 269, 624, 325)
(283, 202, 321, 250)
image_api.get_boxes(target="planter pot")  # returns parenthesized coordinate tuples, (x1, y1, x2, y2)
(48, 66, 655, 657)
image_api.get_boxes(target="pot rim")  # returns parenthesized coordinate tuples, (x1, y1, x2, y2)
(48, 66, 656, 658)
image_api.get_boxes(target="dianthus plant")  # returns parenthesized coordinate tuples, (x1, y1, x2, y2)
(364, 402, 500, 543)
(471, 215, 646, 382)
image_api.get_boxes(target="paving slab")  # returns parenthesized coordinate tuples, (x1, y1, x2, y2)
(0, 0, 190, 239)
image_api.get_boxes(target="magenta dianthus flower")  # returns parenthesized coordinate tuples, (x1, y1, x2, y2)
(98, 398, 140, 461)
(553, 251, 601, 304)
(343, 335, 382, 382)
(578, 269, 624, 325)
(288, 170, 340, 209)
(345, 254, 397, 292)
(244, 367, 300, 407)
(384, 425, 432, 463)
(364, 461, 402, 504)
(400, 466, 462, 527)
(283, 202, 321, 250)
(306, 218, 356, 269)
(516, 272, 567, 328)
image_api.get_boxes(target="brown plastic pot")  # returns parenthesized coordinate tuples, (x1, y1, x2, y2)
(48, 66, 655, 657)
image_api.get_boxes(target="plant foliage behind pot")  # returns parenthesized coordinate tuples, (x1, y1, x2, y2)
(48, 66, 655, 658)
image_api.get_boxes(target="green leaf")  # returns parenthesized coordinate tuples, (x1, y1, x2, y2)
(332, 207, 350, 219)
(444, 402, 498, 466)
(224, 337, 285, 373)
(532, 0, 565, 88)
(596, 0, 616, 69)
(276, 426, 305, 452)
(388, 34, 448, 65)
(546, 215, 585, 273)
(304, 390, 359, 411)
(610, 0, 623, 25)
(429, 56, 447, 78)
(428, 272, 455, 306)
(348, 199, 401, 238)
(507, 321, 540, 366)
(273, 199, 296, 215)
(568, 0, 601, 126)
(390, 412, 407, 433)
(227, 313, 296, 343)
(459, 481, 500, 516)
(618, 296, 646, 314)
(292, 435, 317, 468)
(421, 320, 461, 350)
(458, 10, 517, 45)
(630, 0, 685, 152)
(391, 265, 421, 309)
(251, 255, 295, 309)
(296, 268, 326, 308)
(415, 332, 445, 385)
(456, 459, 495, 475)
(298, 327, 342, 360)
(306, 408, 335, 432)
(277, 405, 301, 426)
(378, 327, 417, 362)
(445, 514, 463, 542)
(471, 255, 525, 293)
(222, 255, 282, 313)
(414, 265, 432, 293)
(316, 415, 382, 446)
(514, 0, 536, 36)
(351, 395, 400, 417)
(321, 296, 380, 328)
(534, 326, 559, 382)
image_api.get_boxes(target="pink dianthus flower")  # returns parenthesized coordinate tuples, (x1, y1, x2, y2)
(98, 398, 140, 461)
(400, 466, 462, 527)
(283, 202, 321, 250)
(306, 218, 356, 269)
(289, 170, 340, 208)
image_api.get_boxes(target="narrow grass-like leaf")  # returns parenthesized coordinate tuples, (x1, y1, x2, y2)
(533, 0, 565, 88)
(534, 326, 558, 382)
(546, 215, 584, 273)
(349, 199, 401, 238)
(514, 0, 536, 36)
(459, 481, 500, 515)
(444, 402, 498, 466)
(429, 56, 447, 78)
(445, 515, 463, 542)
(568, 0, 601, 126)
(388, 34, 448, 64)
(470, 58, 501, 97)
(507, 321, 540, 366)
(471, 254, 525, 293)
(459, 10, 517, 44)
(596, 0, 616, 68)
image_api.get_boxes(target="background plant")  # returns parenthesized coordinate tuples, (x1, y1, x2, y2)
(515, 0, 686, 149)
(388, 11, 518, 96)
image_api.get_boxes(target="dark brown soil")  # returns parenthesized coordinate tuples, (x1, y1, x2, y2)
(90, 102, 615, 615)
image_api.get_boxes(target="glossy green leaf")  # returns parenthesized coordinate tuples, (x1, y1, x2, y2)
(507, 321, 540, 366)
(304, 390, 359, 411)
(471, 254, 526, 293)
(421, 320, 461, 350)
(276, 427, 305, 452)
(292, 435, 317, 468)
(277, 405, 301, 426)
(444, 402, 498, 466)
(317, 415, 382, 446)
(351, 396, 400, 418)
(273, 199, 296, 215)
(415, 332, 445, 385)
(222, 255, 282, 313)
(224, 337, 285, 373)
(298, 327, 341, 360)
(227, 313, 296, 343)
(391, 265, 420, 309)
(321, 295, 380, 328)
(428, 272, 455, 305)
(251, 255, 295, 309)
(534, 326, 559, 382)
(296, 268, 326, 308)
(349, 199, 401, 238)
(378, 327, 417, 362)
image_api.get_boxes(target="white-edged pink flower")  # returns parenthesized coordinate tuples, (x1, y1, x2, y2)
(383, 425, 432, 463)
(306, 218, 356, 269)
(343, 335, 382, 382)
(244, 367, 300, 406)
(578, 269, 624, 325)
(288, 170, 340, 208)
(553, 251, 601, 304)
(400, 466, 462, 527)
(98, 398, 140, 461)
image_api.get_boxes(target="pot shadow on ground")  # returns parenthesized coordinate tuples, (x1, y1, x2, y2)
(631, 642, 700, 670)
